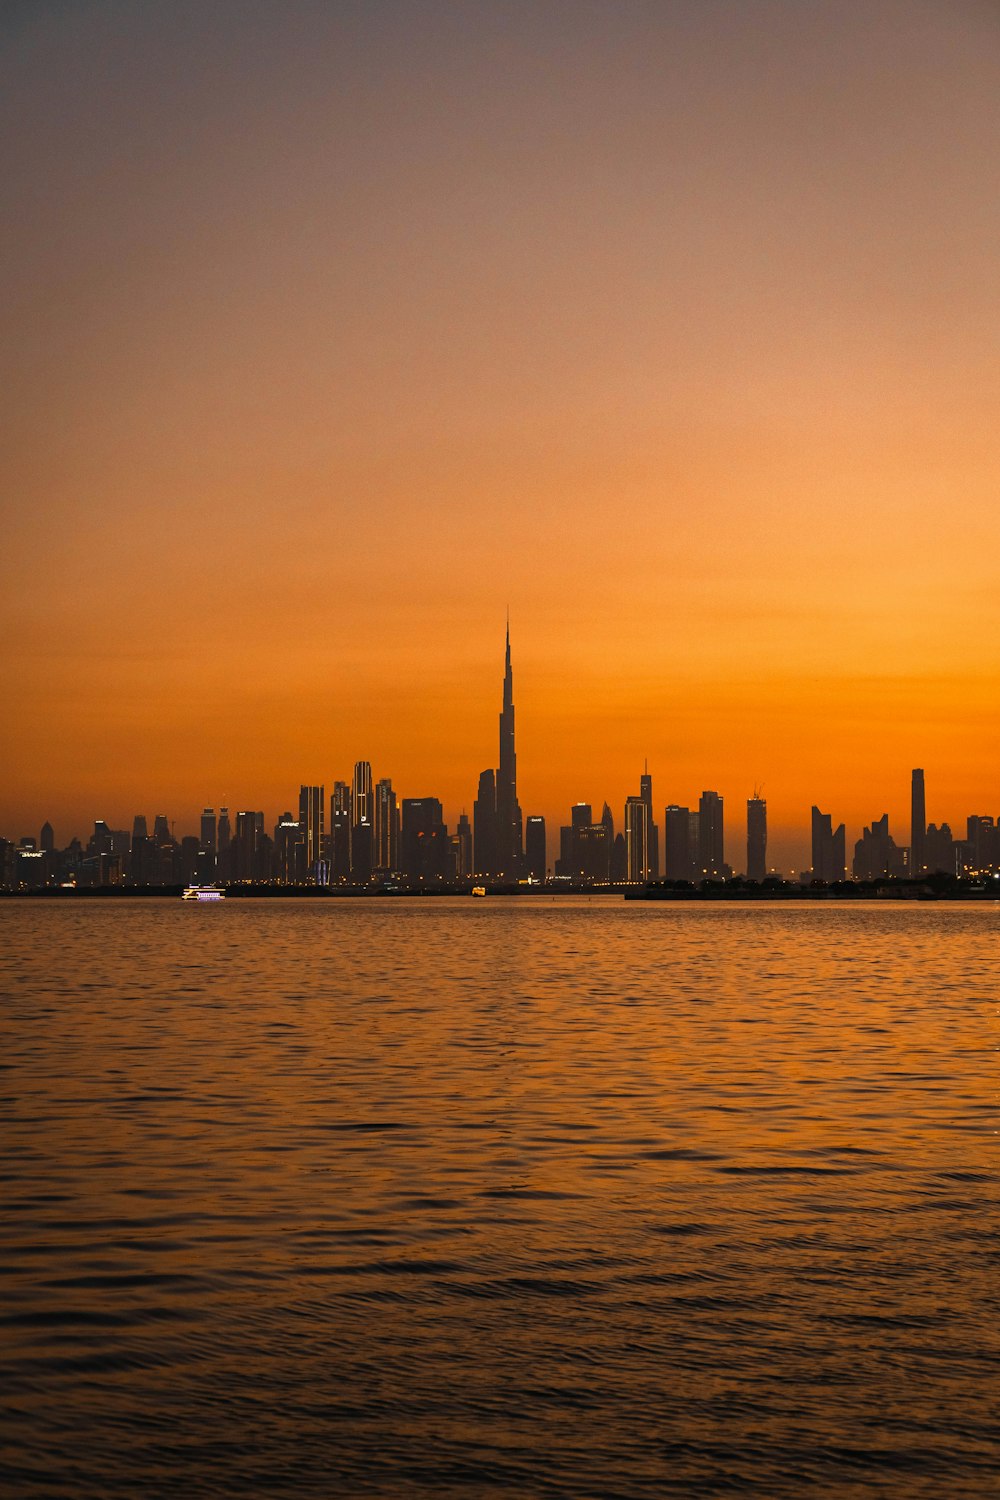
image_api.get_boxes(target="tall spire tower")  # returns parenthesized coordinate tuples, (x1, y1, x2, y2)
(495, 617, 523, 876)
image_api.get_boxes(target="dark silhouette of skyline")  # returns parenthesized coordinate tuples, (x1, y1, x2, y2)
(3, 630, 999, 892)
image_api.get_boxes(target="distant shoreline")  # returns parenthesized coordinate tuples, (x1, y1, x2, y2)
(3, 880, 998, 903)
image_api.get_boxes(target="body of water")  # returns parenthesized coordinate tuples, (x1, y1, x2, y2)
(2, 898, 998, 1496)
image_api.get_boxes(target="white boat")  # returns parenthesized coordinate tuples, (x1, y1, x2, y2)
(472, 885, 487, 898)
(182, 885, 225, 902)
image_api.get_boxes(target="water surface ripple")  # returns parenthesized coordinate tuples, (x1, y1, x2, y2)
(2, 899, 999, 1496)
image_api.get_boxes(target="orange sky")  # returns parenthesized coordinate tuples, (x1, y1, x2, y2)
(2, 1, 998, 870)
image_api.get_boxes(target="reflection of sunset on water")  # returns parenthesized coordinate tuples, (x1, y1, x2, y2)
(4, 898, 998, 1493)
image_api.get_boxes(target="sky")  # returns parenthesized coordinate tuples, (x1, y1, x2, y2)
(2, 0, 998, 871)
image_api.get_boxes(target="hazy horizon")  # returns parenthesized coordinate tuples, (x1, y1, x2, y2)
(3, 1, 998, 871)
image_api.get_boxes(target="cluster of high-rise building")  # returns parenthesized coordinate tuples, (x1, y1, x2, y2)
(3, 634, 999, 891)
(547, 784, 731, 885)
(847, 768, 1000, 882)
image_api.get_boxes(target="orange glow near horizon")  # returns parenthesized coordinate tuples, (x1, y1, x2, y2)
(2, 2, 998, 870)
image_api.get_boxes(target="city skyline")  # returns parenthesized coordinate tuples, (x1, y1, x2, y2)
(4, 627, 997, 886)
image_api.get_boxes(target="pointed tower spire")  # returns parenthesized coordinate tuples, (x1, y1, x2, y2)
(496, 615, 521, 875)
(503, 613, 513, 710)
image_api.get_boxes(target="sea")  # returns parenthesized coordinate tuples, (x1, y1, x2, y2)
(2, 897, 999, 1497)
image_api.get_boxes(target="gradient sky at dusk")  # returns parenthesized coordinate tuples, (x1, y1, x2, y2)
(3, 0, 998, 869)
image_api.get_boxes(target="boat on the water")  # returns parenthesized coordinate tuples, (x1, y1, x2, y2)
(182, 885, 225, 902)
(471, 886, 487, 898)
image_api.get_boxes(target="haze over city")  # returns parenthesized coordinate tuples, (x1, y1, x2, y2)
(6, 624, 998, 895)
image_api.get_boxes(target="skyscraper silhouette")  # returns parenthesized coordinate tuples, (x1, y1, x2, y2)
(495, 621, 523, 877)
(853, 813, 905, 880)
(746, 794, 767, 881)
(473, 769, 497, 877)
(351, 761, 373, 874)
(351, 820, 373, 884)
(925, 821, 956, 876)
(811, 806, 846, 883)
(298, 784, 325, 878)
(624, 794, 652, 882)
(664, 804, 693, 881)
(525, 815, 546, 880)
(275, 811, 304, 883)
(570, 803, 593, 877)
(966, 815, 998, 875)
(911, 768, 926, 878)
(401, 798, 446, 884)
(217, 807, 232, 882)
(130, 815, 152, 884)
(577, 821, 611, 883)
(200, 808, 216, 855)
(330, 782, 351, 881)
(374, 778, 398, 874)
(233, 811, 265, 882)
(640, 764, 659, 878)
(698, 791, 724, 877)
(351, 762, 372, 827)
(454, 812, 473, 879)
